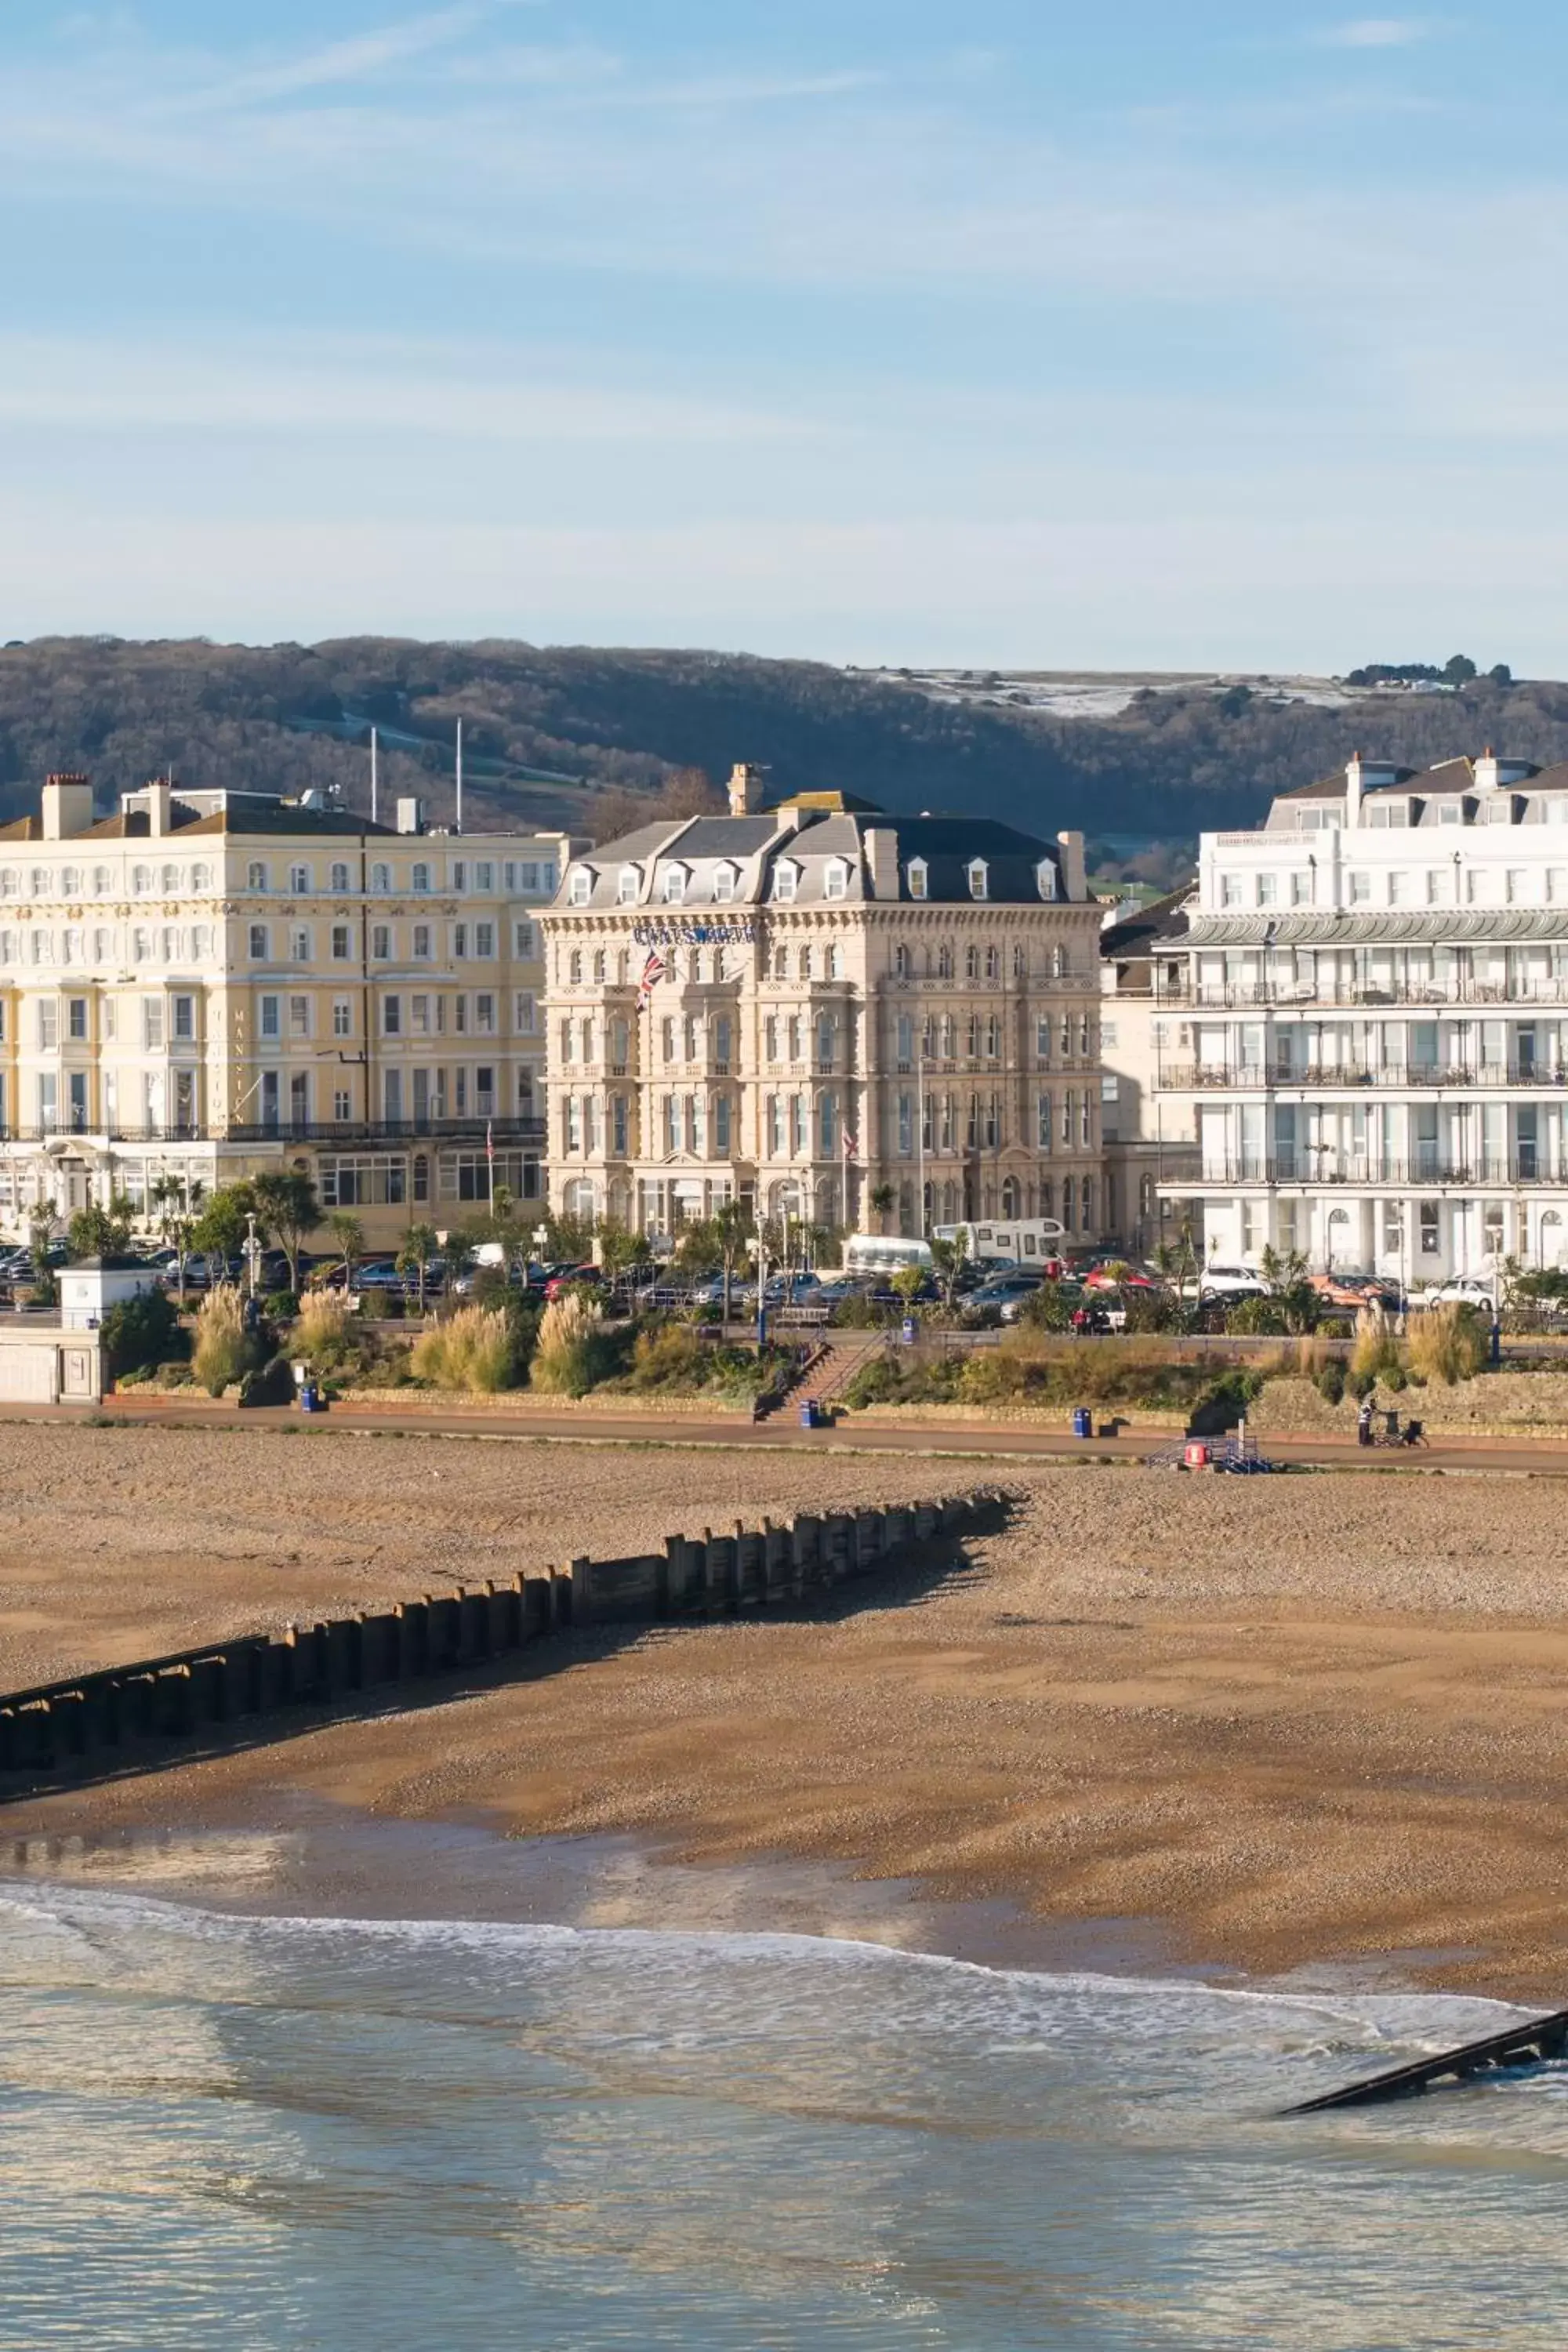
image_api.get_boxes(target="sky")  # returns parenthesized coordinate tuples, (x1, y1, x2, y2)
(2, 1, 1566, 670)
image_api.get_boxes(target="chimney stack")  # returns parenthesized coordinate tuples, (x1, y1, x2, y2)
(145, 778, 172, 837)
(40, 773, 93, 840)
(1345, 750, 1364, 827)
(1474, 747, 1500, 793)
(863, 827, 899, 901)
(396, 796, 427, 836)
(1056, 829, 1087, 901)
(728, 762, 765, 816)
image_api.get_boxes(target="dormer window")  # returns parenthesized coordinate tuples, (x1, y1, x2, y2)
(823, 858, 849, 902)
(1036, 859, 1058, 901)
(568, 866, 591, 906)
(712, 863, 737, 903)
(772, 860, 798, 904)
(967, 859, 989, 901)
(617, 865, 639, 906)
(907, 858, 928, 900)
(661, 863, 688, 905)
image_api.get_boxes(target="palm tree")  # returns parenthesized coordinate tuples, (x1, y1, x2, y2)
(396, 1222, 440, 1314)
(328, 1211, 365, 1291)
(869, 1182, 895, 1237)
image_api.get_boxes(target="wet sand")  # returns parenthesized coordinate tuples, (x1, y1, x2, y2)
(4, 1423, 1568, 2000)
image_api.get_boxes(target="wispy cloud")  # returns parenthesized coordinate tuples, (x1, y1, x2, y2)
(1317, 16, 1436, 46)
(189, 1, 524, 111)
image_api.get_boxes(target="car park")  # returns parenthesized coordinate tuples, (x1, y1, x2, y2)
(1185, 1265, 1272, 1305)
(1411, 1277, 1497, 1311)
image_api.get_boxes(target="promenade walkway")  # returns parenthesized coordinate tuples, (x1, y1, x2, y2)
(13, 1390, 1568, 1475)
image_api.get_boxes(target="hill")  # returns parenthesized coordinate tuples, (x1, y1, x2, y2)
(4, 637, 1567, 884)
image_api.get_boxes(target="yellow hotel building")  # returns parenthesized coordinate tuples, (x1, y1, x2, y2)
(0, 773, 581, 1247)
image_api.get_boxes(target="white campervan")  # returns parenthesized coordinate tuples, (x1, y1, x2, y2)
(840, 1232, 935, 1278)
(933, 1220, 1065, 1270)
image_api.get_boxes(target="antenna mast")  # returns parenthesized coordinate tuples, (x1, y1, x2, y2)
(369, 726, 379, 826)
(456, 718, 463, 835)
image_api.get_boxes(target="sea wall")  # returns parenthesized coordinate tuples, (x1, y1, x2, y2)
(0, 1491, 996, 1795)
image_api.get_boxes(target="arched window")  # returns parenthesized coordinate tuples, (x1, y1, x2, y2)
(568, 949, 583, 983)
(31, 867, 49, 898)
(1052, 945, 1067, 979)
(774, 947, 788, 978)
(938, 944, 953, 979)
(371, 862, 392, 895)
(966, 945, 979, 981)
(906, 858, 928, 900)
(1013, 943, 1026, 978)
(985, 946, 999, 982)
(91, 867, 110, 897)
(133, 865, 154, 895)
(411, 862, 430, 894)
(967, 859, 989, 901)
(247, 862, 267, 892)
(895, 943, 910, 980)
(798, 946, 812, 981)
(1001, 1176, 1021, 1219)
(330, 861, 350, 893)
(60, 866, 80, 897)
(1036, 859, 1058, 901)
(827, 943, 843, 980)
(192, 862, 212, 892)
(593, 949, 606, 982)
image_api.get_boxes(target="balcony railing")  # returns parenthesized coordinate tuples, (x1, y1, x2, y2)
(1162, 1062, 1568, 1092)
(1189, 1156, 1556, 1189)
(1158, 979, 1568, 1010)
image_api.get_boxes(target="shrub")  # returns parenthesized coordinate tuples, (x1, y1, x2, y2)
(263, 1290, 299, 1320)
(100, 1287, 180, 1377)
(628, 1322, 703, 1388)
(238, 1355, 296, 1407)
(1316, 1359, 1347, 1406)
(1406, 1303, 1488, 1387)
(193, 1283, 263, 1397)
(1014, 1280, 1077, 1333)
(412, 1305, 521, 1392)
(1189, 1367, 1265, 1435)
(1226, 1296, 1290, 1337)
(1351, 1310, 1403, 1391)
(528, 1291, 608, 1396)
(842, 1354, 903, 1410)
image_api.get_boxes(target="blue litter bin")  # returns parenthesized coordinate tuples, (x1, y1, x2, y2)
(799, 1399, 819, 1430)
(902, 1316, 916, 1346)
(1072, 1406, 1092, 1440)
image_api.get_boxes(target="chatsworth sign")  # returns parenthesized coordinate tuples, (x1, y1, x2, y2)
(632, 920, 759, 946)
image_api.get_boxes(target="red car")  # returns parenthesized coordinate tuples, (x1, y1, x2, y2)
(1083, 1266, 1157, 1293)
(543, 1263, 601, 1301)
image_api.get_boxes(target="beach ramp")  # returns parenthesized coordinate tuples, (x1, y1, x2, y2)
(1287, 2008, 1568, 2114)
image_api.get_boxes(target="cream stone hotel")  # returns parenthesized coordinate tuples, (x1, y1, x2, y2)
(0, 771, 576, 1247)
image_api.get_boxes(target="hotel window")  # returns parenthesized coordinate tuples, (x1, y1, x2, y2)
(289, 926, 310, 960)
(172, 995, 194, 1043)
(330, 862, 350, 893)
(896, 1013, 913, 1072)
(412, 995, 430, 1034)
(764, 1014, 779, 1062)
(967, 860, 989, 901)
(91, 867, 111, 896)
(592, 949, 606, 983)
(476, 993, 496, 1033)
(1387, 873, 1410, 906)
(60, 867, 81, 898)
(64, 996, 88, 1041)
(383, 996, 402, 1036)
(1062, 1090, 1074, 1145)
(1081, 1095, 1092, 1145)
(1036, 1093, 1053, 1149)
(664, 1095, 679, 1153)
(37, 1001, 58, 1050)
(455, 995, 470, 1034)
(1256, 874, 1277, 907)
(453, 923, 468, 958)
(713, 864, 736, 903)
(334, 1088, 352, 1120)
(1550, 870, 1568, 905)
(539, 862, 557, 892)
(248, 862, 268, 892)
(824, 858, 849, 901)
(662, 1015, 676, 1063)
(907, 859, 927, 899)
(289, 864, 310, 895)
(792, 1094, 809, 1154)
(1220, 875, 1242, 907)
(766, 1094, 782, 1153)
(249, 924, 269, 960)
(1036, 861, 1058, 900)
(985, 1014, 1000, 1059)
(452, 862, 467, 893)
(788, 1014, 802, 1061)
(474, 921, 495, 958)
(514, 992, 536, 1033)
(474, 862, 494, 893)
(372, 924, 391, 960)
(1465, 868, 1483, 904)
(1425, 870, 1443, 905)
(895, 943, 910, 980)
(967, 1014, 981, 1058)
(828, 943, 843, 979)
(568, 949, 582, 983)
(662, 866, 687, 905)
(413, 924, 432, 958)
(1348, 872, 1371, 904)
(1036, 1017, 1051, 1063)
(411, 862, 430, 895)
(560, 1016, 574, 1064)
(799, 946, 813, 982)
(514, 918, 536, 956)
(898, 1093, 913, 1156)
(371, 862, 392, 894)
(476, 1065, 495, 1112)
(332, 1000, 352, 1037)
(1437, 801, 1464, 826)
(617, 866, 639, 905)
(714, 1094, 731, 1152)
(772, 862, 798, 903)
(518, 862, 540, 892)
(683, 1014, 697, 1060)
(984, 946, 999, 982)
(1507, 869, 1529, 905)
(259, 995, 280, 1041)
(331, 924, 351, 960)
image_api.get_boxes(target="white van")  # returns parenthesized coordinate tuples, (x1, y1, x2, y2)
(840, 1232, 935, 1277)
(932, 1219, 1065, 1269)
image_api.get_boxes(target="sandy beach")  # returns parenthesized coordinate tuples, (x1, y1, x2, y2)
(4, 1421, 1568, 2000)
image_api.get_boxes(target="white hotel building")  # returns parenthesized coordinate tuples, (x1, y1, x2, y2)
(1160, 752, 1568, 1283)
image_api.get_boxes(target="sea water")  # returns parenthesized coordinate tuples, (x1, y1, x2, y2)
(0, 1881, 1563, 2350)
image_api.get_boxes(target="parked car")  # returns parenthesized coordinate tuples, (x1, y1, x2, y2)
(1411, 1277, 1497, 1311)
(1083, 1266, 1157, 1294)
(963, 1271, 1044, 1325)
(1186, 1265, 1272, 1305)
(1309, 1272, 1401, 1313)
(545, 1265, 602, 1301)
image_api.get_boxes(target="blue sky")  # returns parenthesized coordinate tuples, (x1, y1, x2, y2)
(2, 2, 1566, 669)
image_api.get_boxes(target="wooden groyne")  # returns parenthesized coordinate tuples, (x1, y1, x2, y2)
(1288, 2006, 1568, 2113)
(0, 1491, 1002, 1796)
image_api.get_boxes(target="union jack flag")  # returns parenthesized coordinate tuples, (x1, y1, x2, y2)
(636, 947, 667, 1005)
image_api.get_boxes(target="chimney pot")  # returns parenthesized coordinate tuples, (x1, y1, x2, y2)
(40, 773, 94, 840)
